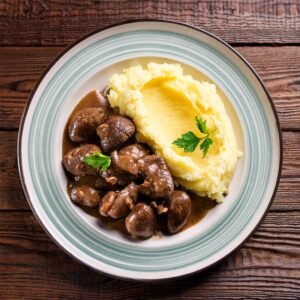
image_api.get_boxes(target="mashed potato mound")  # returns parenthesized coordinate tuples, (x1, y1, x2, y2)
(108, 63, 241, 202)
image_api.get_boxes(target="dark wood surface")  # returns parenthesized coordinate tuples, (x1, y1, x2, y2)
(0, 1, 299, 299)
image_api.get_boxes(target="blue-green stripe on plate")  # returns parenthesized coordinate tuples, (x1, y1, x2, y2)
(19, 21, 281, 280)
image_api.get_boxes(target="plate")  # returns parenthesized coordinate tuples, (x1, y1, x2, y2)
(18, 20, 282, 280)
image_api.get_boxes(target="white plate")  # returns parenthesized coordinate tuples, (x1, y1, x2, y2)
(18, 21, 282, 280)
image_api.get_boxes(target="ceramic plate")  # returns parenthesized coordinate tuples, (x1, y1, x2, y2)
(18, 20, 282, 280)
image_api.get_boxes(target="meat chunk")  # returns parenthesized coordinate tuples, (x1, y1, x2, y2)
(68, 107, 108, 142)
(95, 166, 135, 190)
(107, 182, 138, 218)
(70, 185, 100, 207)
(122, 182, 139, 210)
(125, 203, 156, 239)
(69, 175, 98, 189)
(137, 155, 174, 199)
(167, 190, 191, 233)
(98, 191, 117, 216)
(111, 143, 150, 175)
(63, 144, 100, 176)
(96, 90, 111, 111)
(99, 183, 138, 219)
(97, 115, 135, 153)
(151, 201, 168, 215)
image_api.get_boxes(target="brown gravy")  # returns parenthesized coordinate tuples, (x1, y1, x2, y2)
(63, 90, 103, 154)
(62, 90, 216, 236)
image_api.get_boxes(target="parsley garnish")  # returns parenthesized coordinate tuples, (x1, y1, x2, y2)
(172, 131, 200, 152)
(172, 116, 213, 158)
(83, 152, 111, 171)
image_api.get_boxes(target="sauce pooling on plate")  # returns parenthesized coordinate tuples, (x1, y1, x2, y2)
(62, 89, 215, 239)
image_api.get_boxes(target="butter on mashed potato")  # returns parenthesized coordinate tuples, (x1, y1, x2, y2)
(108, 63, 241, 202)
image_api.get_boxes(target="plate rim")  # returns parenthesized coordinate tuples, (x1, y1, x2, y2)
(17, 19, 283, 281)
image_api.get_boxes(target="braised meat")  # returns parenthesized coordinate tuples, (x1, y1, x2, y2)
(167, 190, 191, 233)
(125, 203, 156, 238)
(98, 191, 116, 217)
(95, 166, 135, 190)
(97, 115, 135, 153)
(111, 143, 150, 175)
(62, 89, 199, 240)
(137, 155, 174, 199)
(63, 144, 101, 176)
(96, 90, 111, 111)
(68, 107, 108, 142)
(70, 185, 100, 207)
(151, 201, 168, 215)
(99, 183, 138, 219)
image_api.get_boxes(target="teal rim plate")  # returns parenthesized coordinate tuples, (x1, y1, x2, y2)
(18, 20, 282, 280)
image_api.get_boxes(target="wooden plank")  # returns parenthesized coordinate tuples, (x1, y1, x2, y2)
(237, 47, 300, 130)
(282, 131, 300, 178)
(1, 131, 299, 211)
(0, 210, 299, 299)
(0, 131, 29, 210)
(0, 0, 299, 46)
(0, 46, 299, 129)
(0, 47, 61, 129)
(272, 177, 300, 211)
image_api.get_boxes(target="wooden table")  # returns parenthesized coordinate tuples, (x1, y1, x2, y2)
(0, 1, 299, 299)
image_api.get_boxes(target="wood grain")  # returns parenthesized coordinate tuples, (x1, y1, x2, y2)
(0, 210, 299, 299)
(1, 2, 299, 297)
(0, 0, 299, 46)
(0, 47, 60, 129)
(237, 46, 300, 130)
(0, 46, 299, 129)
(0, 131, 28, 210)
(1, 130, 299, 211)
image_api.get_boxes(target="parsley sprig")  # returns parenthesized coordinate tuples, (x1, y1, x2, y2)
(83, 151, 111, 171)
(172, 116, 213, 157)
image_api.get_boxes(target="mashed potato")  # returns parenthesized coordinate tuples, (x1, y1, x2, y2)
(108, 63, 241, 202)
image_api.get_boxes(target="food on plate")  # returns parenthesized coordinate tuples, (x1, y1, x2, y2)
(63, 144, 101, 176)
(125, 203, 157, 239)
(97, 115, 135, 153)
(95, 165, 135, 190)
(137, 155, 174, 199)
(70, 185, 101, 207)
(62, 63, 241, 239)
(111, 143, 150, 175)
(108, 63, 241, 201)
(68, 107, 108, 142)
(167, 190, 192, 233)
(99, 182, 138, 219)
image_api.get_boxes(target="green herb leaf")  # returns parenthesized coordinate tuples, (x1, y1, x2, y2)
(195, 116, 208, 134)
(172, 131, 200, 152)
(173, 116, 214, 158)
(200, 137, 213, 158)
(83, 152, 111, 171)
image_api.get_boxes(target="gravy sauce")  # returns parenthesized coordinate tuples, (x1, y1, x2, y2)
(62, 90, 216, 236)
